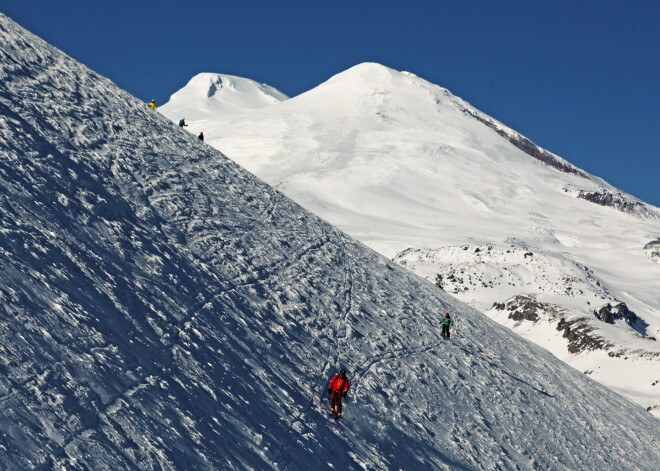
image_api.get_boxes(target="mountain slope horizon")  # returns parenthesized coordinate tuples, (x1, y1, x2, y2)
(161, 61, 660, 418)
(2, 13, 659, 470)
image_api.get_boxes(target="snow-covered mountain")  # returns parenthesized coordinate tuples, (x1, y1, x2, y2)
(161, 63, 660, 417)
(2, 12, 659, 470)
(164, 72, 288, 124)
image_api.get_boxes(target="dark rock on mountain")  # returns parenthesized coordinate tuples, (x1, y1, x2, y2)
(576, 189, 657, 218)
(594, 302, 638, 326)
(454, 103, 586, 176)
(644, 239, 660, 249)
(434, 273, 444, 290)
(493, 295, 564, 323)
(594, 302, 651, 336)
(644, 238, 660, 262)
(557, 318, 613, 353)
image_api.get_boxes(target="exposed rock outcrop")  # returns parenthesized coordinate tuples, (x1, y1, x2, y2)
(451, 102, 586, 176)
(207, 75, 222, 97)
(492, 295, 565, 323)
(434, 274, 444, 290)
(575, 189, 657, 219)
(557, 318, 613, 353)
(594, 302, 638, 326)
(644, 238, 660, 262)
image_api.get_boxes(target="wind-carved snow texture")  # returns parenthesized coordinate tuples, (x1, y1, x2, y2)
(161, 61, 660, 417)
(1, 13, 660, 471)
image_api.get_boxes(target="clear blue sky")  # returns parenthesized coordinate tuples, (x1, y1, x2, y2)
(2, 0, 658, 206)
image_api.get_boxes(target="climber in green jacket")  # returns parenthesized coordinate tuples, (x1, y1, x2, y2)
(441, 312, 454, 339)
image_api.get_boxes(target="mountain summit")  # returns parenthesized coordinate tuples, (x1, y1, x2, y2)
(163, 62, 660, 417)
(161, 72, 287, 121)
(2, 13, 659, 470)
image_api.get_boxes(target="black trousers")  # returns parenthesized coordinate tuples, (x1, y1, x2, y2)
(442, 325, 450, 338)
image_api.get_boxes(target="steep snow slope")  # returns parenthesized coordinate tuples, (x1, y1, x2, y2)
(162, 63, 660, 415)
(395, 245, 660, 413)
(2, 13, 659, 471)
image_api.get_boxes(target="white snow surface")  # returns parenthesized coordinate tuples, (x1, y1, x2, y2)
(161, 72, 288, 123)
(1, 13, 659, 471)
(162, 62, 660, 416)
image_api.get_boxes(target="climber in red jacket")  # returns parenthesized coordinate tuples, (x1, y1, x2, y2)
(328, 369, 350, 419)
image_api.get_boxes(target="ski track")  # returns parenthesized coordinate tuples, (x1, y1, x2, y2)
(275, 237, 353, 468)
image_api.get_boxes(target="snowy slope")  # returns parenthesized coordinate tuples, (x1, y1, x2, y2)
(395, 245, 660, 413)
(162, 63, 660, 416)
(2, 13, 660, 471)
(161, 73, 288, 125)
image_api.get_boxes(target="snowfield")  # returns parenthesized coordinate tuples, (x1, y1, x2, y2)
(161, 60, 660, 417)
(1, 12, 659, 471)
